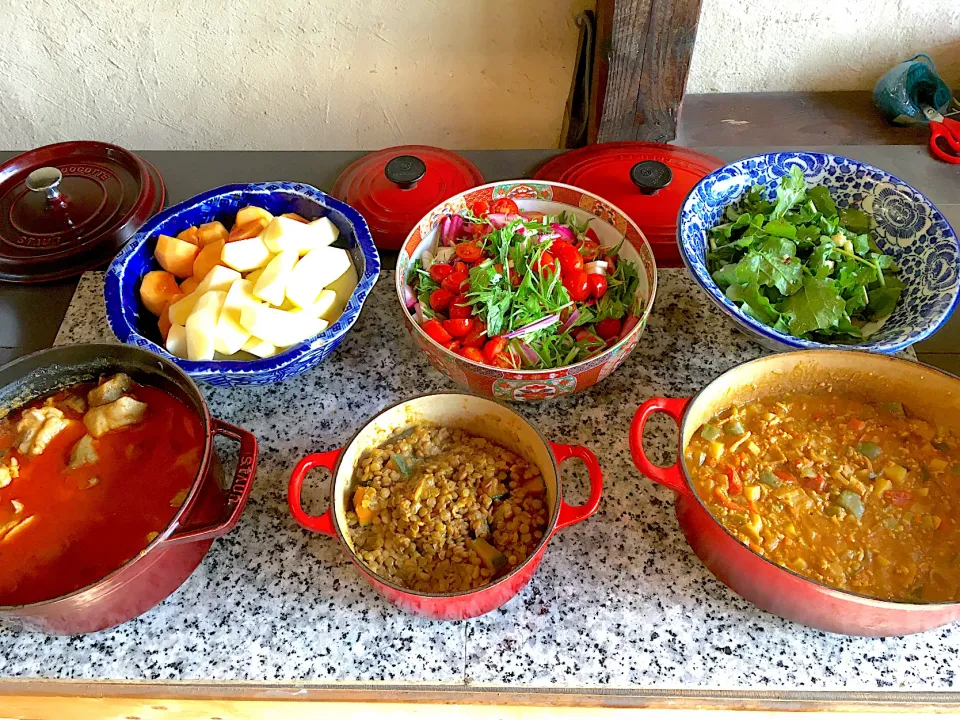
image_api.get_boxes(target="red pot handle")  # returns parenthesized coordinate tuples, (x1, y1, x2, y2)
(166, 418, 259, 545)
(550, 442, 603, 532)
(629, 397, 693, 497)
(288, 448, 342, 537)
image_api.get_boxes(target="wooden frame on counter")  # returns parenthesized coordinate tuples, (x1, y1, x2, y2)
(2, 680, 960, 718)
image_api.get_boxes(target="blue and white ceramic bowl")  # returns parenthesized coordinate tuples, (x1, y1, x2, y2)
(105, 182, 380, 386)
(678, 152, 960, 354)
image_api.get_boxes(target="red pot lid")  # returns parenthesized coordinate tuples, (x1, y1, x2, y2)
(0, 141, 164, 283)
(535, 143, 723, 265)
(332, 145, 484, 250)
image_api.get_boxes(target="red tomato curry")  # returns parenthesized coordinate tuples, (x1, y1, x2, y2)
(0, 375, 204, 605)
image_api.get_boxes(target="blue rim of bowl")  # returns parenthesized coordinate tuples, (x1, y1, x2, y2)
(677, 152, 960, 354)
(105, 182, 380, 379)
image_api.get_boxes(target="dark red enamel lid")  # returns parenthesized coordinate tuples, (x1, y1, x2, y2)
(332, 145, 484, 250)
(0, 141, 164, 283)
(535, 143, 723, 266)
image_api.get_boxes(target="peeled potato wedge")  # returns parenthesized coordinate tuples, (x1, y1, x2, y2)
(168, 292, 201, 326)
(177, 227, 200, 245)
(198, 221, 229, 247)
(244, 267, 265, 285)
(223, 278, 261, 314)
(236, 206, 274, 227)
(154, 235, 200, 278)
(262, 216, 335, 255)
(185, 291, 227, 361)
(286, 247, 352, 308)
(140, 270, 183, 316)
(241, 336, 278, 359)
(193, 239, 226, 281)
(180, 276, 200, 295)
(197, 265, 241, 294)
(292, 289, 337, 318)
(221, 237, 272, 272)
(308, 217, 340, 247)
(215, 306, 252, 356)
(253, 250, 298, 306)
(166, 324, 188, 358)
(320, 261, 359, 323)
(239, 304, 328, 348)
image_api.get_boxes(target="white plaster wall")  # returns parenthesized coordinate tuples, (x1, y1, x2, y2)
(0, 0, 957, 150)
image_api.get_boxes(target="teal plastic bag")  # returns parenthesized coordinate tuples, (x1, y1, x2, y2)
(874, 53, 953, 126)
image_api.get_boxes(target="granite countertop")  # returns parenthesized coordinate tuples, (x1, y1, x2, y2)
(0, 262, 955, 691)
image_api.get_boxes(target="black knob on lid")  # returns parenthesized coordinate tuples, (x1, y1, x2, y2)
(630, 160, 673, 195)
(384, 155, 427, 189)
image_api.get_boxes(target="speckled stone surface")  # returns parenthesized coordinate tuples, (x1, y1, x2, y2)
(3, 264, 957, 692)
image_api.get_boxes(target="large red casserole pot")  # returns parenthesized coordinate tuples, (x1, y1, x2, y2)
(630, 350, 960, 637)
(288, 393, 603, 620)
(0, 344, 258, 634)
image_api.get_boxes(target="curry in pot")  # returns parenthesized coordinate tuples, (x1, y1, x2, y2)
(0, 374, 204, 605)
(685, 394, 960, 602)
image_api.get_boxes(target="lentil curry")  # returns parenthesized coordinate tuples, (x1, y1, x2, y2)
(346, 424, 549, 593)
(685, 394, 960, 602)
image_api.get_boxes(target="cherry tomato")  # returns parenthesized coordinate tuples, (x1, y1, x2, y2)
(429, 262, 453, 284)
(422, 319, 452, 344)
(444, 340, 461, 352)
(578, 239, 600, 262)
(453, 261, 469, 275)
(574, 328, 600, 343)
(493, 354, 515, 369)
(462, 322, 487, 348)
(449, 295, 473, 319)
(466, 222, 491, 237)
(441, 271, 469, 294)
(552, 240, 584, 277)
(483, 336, 508, 365)
(562, 269, 590, 302)
(490, 197, 519, 215)
(595, 317, 622, 341)
(429, 288, 454, 312)
(534, 251, 556, 274)
(587, 273, 608, 298)
(584, 227, 600, 244)
(460, 347, 484, 362)
(471, 200, 490, 216)
(455, 242, 482, 263)
(442, 318, 473, 338)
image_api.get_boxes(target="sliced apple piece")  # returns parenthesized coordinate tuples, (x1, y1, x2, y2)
(239, 305, 328, 348)
(185, 291, 227, 361)
(198, 221, 229, 247)
(193, 239, 226, 281)
(320, 262, 360, 323)
(236, 206, 274, 227)
(140, 270, 182, 316)
(221, 237, 272, 272)
(285, 247, 353, 308)
(241, 336, 278, 359)
(166, 324, 188, 358)
(154, 235, 200, 278)
(253, 250, 298, 306)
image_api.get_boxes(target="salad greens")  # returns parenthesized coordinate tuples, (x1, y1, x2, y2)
(708, 166, 901, 341)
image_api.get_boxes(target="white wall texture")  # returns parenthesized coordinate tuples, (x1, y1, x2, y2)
(1, 0, 957, 151)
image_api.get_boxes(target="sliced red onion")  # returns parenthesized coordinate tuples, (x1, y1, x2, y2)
(502, 314, 560, 339)
(515, 340, 540, 366)
(551, 223, 576, 242)
(402, 284, 417, 309)
(443, 214, 464, 244)
(414, 302, 425, 323)
(618, 313, 639, 341)
(558, 306, 581, 335)
(486, 212, 522, 230)
(584, 260, 609, 275)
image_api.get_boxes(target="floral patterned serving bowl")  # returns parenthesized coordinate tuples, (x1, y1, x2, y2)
(105, 182, 380, 386)
(395, 180, 657, 402)
(678, 152, 959, 354)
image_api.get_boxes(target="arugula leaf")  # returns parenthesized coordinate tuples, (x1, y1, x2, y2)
(779, 274, 845, 336)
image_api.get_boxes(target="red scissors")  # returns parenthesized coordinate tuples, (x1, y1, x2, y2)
(922, 104, 960, 163)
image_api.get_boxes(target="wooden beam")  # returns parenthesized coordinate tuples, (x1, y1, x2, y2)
(589, 0, 704, 143)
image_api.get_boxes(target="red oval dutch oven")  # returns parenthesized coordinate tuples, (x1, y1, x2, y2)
(0, 344, 258, 634)
(288, 393, 603, 620)
(630, 350, 960, 637)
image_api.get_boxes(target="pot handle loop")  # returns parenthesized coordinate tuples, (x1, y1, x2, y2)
(288, 448, 342, 537)
(550, 442, 604, 532)
(629, 397, 692, 496)
(166, 418, 259, 545)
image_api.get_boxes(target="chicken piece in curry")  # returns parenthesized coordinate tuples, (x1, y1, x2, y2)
(0, 374, 205, 605)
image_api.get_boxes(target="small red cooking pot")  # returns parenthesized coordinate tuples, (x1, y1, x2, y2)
(630, 350, 960, 637)
(0, 344, 258, 634)
(288, 393, 603, 620)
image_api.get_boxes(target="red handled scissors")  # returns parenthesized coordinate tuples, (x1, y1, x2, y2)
(922, 104, 960, 164)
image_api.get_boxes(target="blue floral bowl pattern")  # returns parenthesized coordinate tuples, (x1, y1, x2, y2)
(678, 152, 960, 354)
(105, 182, 380, 386)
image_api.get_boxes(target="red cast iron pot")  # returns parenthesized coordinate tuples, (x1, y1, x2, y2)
(629, 350, 960, 637)
(288, 393, 603, 620)
(0, 344, 258, 634)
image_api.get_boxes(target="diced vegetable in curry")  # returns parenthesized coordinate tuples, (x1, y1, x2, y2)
(685, 394, 960, 602)
(0, 375, 202, 605)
